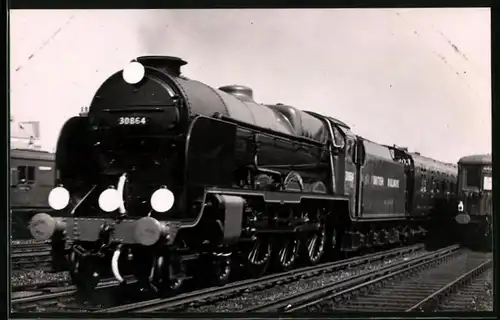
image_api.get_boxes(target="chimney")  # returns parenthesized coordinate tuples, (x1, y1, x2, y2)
(79, 106, 89, 117)
(136, 56, 187, 77)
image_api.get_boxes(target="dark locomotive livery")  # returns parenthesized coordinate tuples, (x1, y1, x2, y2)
(29, 56, 458, 293)
(10, 148, 55, 239)
(455, 154, 492, 250)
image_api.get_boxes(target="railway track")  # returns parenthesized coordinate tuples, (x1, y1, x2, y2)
(11, 242, 52, 270)
(12, 279, 72, 293)
(11, 277, 136, 312)
(240, 245, 491, 313)
(11, 240, 50, 248)
(96, 243, 425, 313)
(412, 255, 493, 312)
(13, 243, 487, 313)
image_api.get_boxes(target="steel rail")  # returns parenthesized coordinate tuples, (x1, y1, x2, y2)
(11, 277, 135, 311)
(98, 244, 424, 313)
(241, 244, 460, 313)
(406, 258, 492, 311)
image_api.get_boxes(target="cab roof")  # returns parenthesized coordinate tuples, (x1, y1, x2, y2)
(304, 111, 351, 129)
(411, 152, 458, 176)
(10, 148, 55, 161)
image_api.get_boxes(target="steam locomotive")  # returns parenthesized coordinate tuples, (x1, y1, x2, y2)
(29, 56, 458, 294)
(455, 154, 492, 250)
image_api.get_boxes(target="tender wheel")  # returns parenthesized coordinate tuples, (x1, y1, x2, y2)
(273, 237, 300, 271)
(68, 252, 100, 293)
(400, 227, 410, 244)
(301, 210, 327, 265)
(324, 221, 341, 260)
(243, 237, 272, 278)
(407, 228, 417, 244)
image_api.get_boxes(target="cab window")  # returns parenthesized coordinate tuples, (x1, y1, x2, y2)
(346, 138, 355, 163)
(331, 125, 345, 148)
(465, 166, 482, 188)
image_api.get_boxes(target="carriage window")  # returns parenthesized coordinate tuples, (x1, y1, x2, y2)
(420, 175, 427, 193)
(17, 166, 36, 184)
(430, 176, 436, 192)
(10, 168, 16, 185)
(465, 166, 481, 188)
(483, 176, 492, 191)
(18, 166, 26, 182)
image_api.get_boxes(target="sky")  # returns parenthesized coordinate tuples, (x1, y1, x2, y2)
(9, 8, 491, 163)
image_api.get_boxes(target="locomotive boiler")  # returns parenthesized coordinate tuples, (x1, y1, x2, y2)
(28, 56, 458, 294)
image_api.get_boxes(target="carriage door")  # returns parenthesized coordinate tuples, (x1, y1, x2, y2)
(353, 138, 366, 217)
(481, 165, 492, 216)
(10, 158, 19, 206)
(17, 165, 36, 206)
(391, 148, 413, 216)
(344, 137, 357, 216)
(34, 160, 55, 207)
(10, 166, 17, 187)
(404, 157, 414, 215)
(463, 165, 482, 216)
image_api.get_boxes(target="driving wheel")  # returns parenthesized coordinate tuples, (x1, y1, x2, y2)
(301, 211, 327, 265)
(243, 237, 272, 278)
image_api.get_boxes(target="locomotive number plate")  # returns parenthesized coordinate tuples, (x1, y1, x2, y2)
(118, 116, 148, 125)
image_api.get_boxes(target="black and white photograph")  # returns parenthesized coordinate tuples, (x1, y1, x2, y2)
(9, 8, 492, 314)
